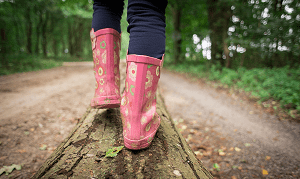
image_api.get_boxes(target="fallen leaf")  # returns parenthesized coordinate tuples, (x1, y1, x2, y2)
(231, 176, 237, 179)
(262, 169, 268, 175)
(220, 146, 227, 151)
(235, 147, 241, 152)
(213, 163, 220, 171)
(203, 151, 212, 156)
(39, 144, 47, 150)
(249, 111, 254, 114)
(30, 128, 35, 132)
(229, 147, 234, 151)
(219, 151, 226, 156)
(238, 166, 242, 170)
(173, 170, 181, 176)
(234, 129, 238, 132)
(0, 164, 22, 175)
(265, 156, 271, 161)
(194, 151, 202, 156)
(244, 143, 251, 147)
(181, 125, 187, 130)
(105, 146, 124, 158)
(218, 149, 226, 156)
(16, 149, 26, 153)
(24, 131, 29, 135)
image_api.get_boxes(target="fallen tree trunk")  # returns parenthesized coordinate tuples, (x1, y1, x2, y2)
(32, 62, 213, 179)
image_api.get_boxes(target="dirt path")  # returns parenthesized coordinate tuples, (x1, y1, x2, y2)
(159, 70, 300, 178)
(0, 62, 299, 178)
(0, 62, 94, 178)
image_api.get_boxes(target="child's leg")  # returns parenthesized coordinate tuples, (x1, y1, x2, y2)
(120, 0, 168, 150)
(90, 0, 124, 109)
(92, 0, 124, 33)
(127, 0, 168, 59)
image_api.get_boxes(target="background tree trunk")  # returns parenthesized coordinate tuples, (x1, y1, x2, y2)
(173, 7, 182, 64)
(42, 11, 49, 57)
(26, 7, 32, 54)
(35, 12, 43, 55)
(207, 0, 231, 67)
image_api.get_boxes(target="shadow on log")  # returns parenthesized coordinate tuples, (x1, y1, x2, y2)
(32, 61, 212, 179)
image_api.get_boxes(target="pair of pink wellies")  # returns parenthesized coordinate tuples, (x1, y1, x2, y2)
(90, 28, 163, 150)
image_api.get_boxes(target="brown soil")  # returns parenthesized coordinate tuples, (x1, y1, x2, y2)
(0, 62, 94, 178)
(0, 62, 299, 178)
(160, 69, 300, 178)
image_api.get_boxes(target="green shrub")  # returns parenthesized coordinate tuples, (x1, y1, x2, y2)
(0, 55, 62, 75)
(166, 61, 300, 112)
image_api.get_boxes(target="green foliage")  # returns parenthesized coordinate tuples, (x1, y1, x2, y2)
(0, 164, 22, 176)
(0, 55, 62, 75)
(167, 61, 300, 112)
(105, 146, 124, 158)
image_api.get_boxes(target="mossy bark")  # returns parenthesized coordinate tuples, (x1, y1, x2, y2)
(32, 62, 213, 179)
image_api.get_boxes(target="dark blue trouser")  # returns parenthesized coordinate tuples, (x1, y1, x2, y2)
(92, 0, 168, 59)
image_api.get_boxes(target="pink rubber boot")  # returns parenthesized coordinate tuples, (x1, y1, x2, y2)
(90, 28, 121, 109)
(120, 54, 164, 150)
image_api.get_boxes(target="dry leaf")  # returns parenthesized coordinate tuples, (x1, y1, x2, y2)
(262, 169, 268, 175)
(229, 147, 234, 151)
(235, 147, 241, 152)
(16, 149, 26, 153)
(265, 156, 271, 160)
(231, 176, 237, 179)
(238, 166, 242, 170)
(219, 151, 226, 156)
(30, 128, 35, 132)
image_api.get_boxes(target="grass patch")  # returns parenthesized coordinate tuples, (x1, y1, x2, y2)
(0, 55, 62, 75)
(54, 55, 93, 62)
(0, 54, 95, 76)
(166, 61, 300, 113)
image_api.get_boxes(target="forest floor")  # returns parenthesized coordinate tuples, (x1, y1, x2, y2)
(0, 61, 299, 178)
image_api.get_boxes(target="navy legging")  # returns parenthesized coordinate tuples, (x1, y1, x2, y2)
(92, 0, 168, 59)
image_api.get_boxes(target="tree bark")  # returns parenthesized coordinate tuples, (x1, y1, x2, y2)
(75, 18, 83, 58)
(207, 0, 231, 67)
(32, 63, 213, 179)
(35, 11, 43, 55)
(26, 7, 32, 54)
(1, 28, 7, 60)
(68, 21, 74, 56)
(42, 11, 49, 57)
(172, 7, 182, 64)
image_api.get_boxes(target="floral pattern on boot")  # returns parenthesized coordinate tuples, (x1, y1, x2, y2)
(90, 28, 121, 109)
(120, 54, 164, 150)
